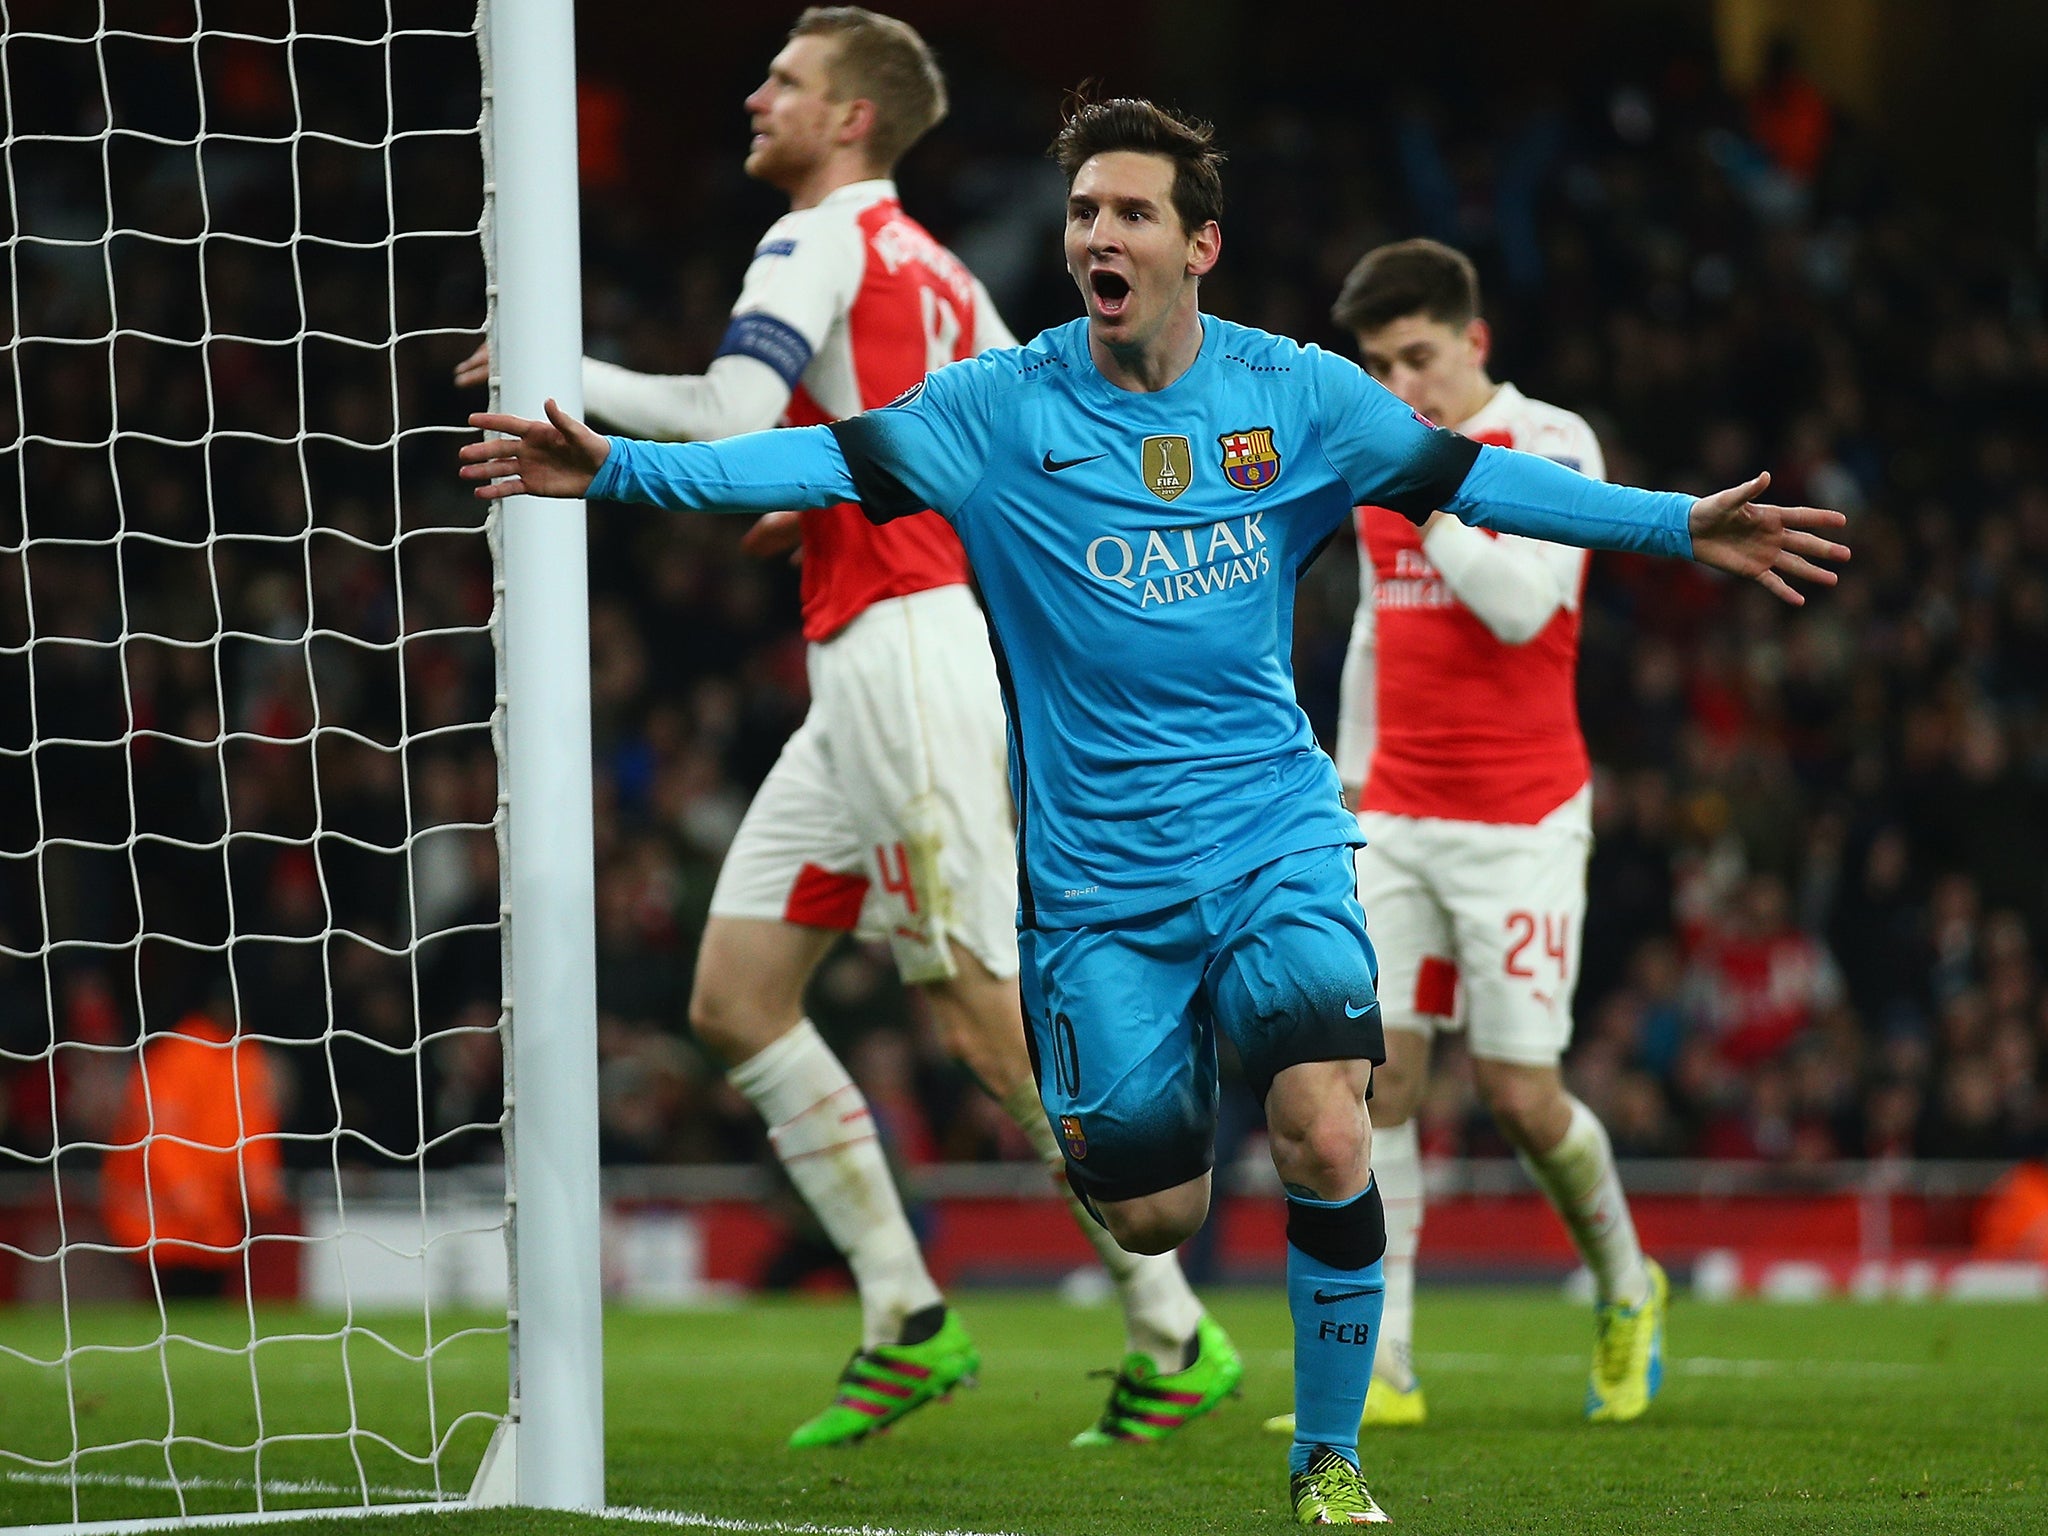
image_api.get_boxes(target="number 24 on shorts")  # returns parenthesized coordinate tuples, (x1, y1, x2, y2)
(1504, 911, 1570, 979)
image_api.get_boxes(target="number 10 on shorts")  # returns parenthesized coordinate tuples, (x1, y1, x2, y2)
(1504, 910, 1570, 979)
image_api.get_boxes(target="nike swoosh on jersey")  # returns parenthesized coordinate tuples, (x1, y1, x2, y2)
(1041, 451, 1105, 473)
(1344, 1001, 1373, 1018)
(1312, 1286, 1384, 1305)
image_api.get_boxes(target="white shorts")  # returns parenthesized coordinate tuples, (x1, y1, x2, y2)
(1354, 786, 1591, 1066)
(708, 584, 1019, 986)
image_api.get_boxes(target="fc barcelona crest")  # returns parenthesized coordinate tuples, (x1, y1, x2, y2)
(1141, 435, 1192, 502)
(1060, 1114, 1089, 1159)
(1218, 426, 1281, 491)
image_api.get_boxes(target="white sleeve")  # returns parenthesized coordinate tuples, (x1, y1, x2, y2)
(969, 275, 1018, 353)
(1420, 517, 1585, 645)
(577, 209, 861, 443)
(581, 352, 792, 441)
(1334, 525, 1376, 799)
(1419, 415, 1603, 645)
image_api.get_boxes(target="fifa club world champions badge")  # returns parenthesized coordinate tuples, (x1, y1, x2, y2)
(1141, 434, 1193, 502)
(1219, 427, 1281, 490)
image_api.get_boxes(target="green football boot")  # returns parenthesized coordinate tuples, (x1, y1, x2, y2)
(1290, 1446, 1391, 1525)
(787, 1308, 980, 1448)
(1070, 1313, 1244, 1446)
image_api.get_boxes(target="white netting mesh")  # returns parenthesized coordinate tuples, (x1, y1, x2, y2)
(0, 1, 509, 1524)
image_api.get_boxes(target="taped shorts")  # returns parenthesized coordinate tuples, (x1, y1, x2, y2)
(707, 584, 1019, 985)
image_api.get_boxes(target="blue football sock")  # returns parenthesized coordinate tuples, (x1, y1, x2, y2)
(1285, 1179, 1387, 1475)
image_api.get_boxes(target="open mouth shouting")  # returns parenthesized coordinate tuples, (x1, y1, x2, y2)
(1089, 267, 1133, 320)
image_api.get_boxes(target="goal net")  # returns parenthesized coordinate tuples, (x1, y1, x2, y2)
(0, 0, 600, 1527)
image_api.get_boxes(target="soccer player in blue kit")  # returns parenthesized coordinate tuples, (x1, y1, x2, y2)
(464, 98, 1848, 1527)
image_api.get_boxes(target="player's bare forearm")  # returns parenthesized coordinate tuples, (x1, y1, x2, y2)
(740, 510, 805, 560)
(1686, 472, 1850, 606)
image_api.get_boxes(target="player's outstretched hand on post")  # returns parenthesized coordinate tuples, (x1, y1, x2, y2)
(459, 400, 610, 501)
(453, 340, 490, 388)
(1687, 472, 1850, 605)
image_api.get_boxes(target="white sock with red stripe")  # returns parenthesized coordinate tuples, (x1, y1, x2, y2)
(1370, 1116, 1422, 1392)
(730, 1019, 943, 1348)
(1520, 1096, 1650, 1308)
(1000, 1082, 1203, 1367)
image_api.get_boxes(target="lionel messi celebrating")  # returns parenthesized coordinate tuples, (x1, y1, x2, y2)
(463, 95, 1848, 1527)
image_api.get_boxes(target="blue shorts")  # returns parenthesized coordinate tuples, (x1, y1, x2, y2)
(1018, 844, 1385, 1204)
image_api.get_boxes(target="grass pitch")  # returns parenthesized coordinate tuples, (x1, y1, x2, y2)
(1, 1290, 2044, 1534)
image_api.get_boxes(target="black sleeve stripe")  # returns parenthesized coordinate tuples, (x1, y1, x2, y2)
(1379, 428, 1483, 524)
(827, 415, 928, 524)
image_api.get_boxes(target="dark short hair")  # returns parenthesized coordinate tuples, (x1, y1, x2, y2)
(1331, 238, 1481, 335)
(1047, 94, 1226, 234)
(790, 7, 947, 170)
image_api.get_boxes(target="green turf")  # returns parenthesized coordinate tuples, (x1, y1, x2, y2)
(0, 1301, 506, 1526)
(2, 1290, 2045, 1533)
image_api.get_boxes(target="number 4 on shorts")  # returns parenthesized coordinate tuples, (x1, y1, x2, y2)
(874, 841, 919, 913)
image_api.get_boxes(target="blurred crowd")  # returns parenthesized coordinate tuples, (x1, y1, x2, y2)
(1, 9, 2043, 1189)
(573, 27, 2048, 1174)
(0, 5, 507, 1180)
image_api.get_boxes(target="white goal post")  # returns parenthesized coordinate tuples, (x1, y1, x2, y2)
(0, 0, 603, 1526)
(487, 0, 606, 1512)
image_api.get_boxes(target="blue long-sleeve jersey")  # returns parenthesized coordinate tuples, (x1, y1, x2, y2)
(589, 314, 1693, 928)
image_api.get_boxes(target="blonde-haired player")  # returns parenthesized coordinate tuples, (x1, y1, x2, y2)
(461, 8, 1232, 1449)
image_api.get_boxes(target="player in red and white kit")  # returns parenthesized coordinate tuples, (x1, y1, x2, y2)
(459, 7, 1231, 1450)
(1267, 239, 1666, 1439)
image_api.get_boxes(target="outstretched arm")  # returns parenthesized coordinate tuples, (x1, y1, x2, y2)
(1446, 449, 1847, 606)
(1320, 352, 1848, 607)
(456, 205, 845, 436)
(579, 353, 793, 440)
(457, 341, 798, 441)
(458, 401, 855, 512)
